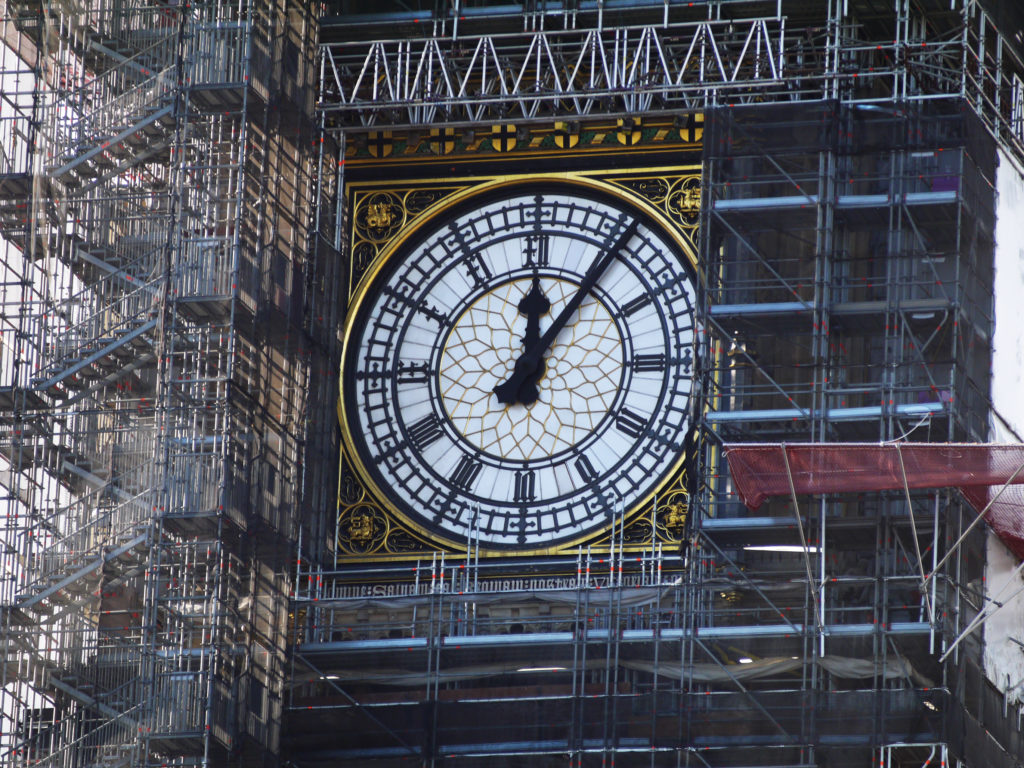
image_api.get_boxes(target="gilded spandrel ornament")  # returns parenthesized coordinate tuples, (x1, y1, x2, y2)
(662, 500, 688, 537)
(403, 189, 450, 216)
(623, 517, 653, 544)
(365, 201, 394, 230)
(665, 176, 702, 227)
(353, 188, 462, 246)
(588, 515, 652, 548)
(385, 527, 429, 554)
(347, 511, 375, 543)
(348, 186, 466, 298)
(625, 178, 670, 203)
(355, 192, 404, 244)
(337, 447, 439, 559)
(654, 469, 690, 543)
(338, 459, 365, 506)
(337, 504, 388, 554)
(352, 241, 377, 284)
(607, 175, 701, 231)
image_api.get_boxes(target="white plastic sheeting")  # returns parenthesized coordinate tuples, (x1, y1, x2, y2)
(295, 655, 933, 688)
(986, 146, 1024, 705)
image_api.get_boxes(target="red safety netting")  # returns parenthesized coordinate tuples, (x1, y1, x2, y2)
(723, 443, 1024, 559)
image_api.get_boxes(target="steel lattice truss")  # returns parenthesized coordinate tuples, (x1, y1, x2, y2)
(319, 2, 1024, 170)
(320, 18, 790, 128)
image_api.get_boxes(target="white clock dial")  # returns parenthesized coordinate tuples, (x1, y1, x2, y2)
(341, 185, 696, 549)
(439, 277, 623, 460)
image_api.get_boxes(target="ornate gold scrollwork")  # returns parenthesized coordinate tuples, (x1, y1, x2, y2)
(354, 192, 403, 243)
(365, 201, 394, 231)
(604, 174, 701, 252)
(337, 449, 439, 558)
(336, 455, 390, 555)
(666, 175, 702, 225)
(349, 187, 465, 292)
(654, 469, 690, 544)
(337, 505, 388, 555)
(622, 174, 701, 227)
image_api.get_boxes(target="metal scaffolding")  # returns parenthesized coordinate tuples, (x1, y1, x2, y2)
(294, 1, 1024, 766)
(0, 1, 340, 766)
(288, 520, 1019, 765)
(2, 0, 1024, 766)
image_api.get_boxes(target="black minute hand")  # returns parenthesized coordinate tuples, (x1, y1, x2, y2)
(493, 218, 639, 406)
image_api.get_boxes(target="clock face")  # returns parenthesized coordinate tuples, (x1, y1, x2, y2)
(341, 184, 696, 550)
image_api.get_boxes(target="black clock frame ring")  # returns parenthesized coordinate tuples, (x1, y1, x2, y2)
(339, 175, 699, 555)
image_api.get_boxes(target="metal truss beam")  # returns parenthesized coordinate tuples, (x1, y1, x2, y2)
(318, 2, 1024, 170)
(320, 18, 785, 128)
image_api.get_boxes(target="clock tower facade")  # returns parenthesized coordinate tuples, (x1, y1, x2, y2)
(287, 4, 1024, 768)
(336, 140, 704, 560)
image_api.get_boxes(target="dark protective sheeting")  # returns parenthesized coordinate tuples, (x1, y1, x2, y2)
(723, 443, 1024, 559)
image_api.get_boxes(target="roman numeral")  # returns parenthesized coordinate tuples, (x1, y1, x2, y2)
(396, 361, 432, 384)
(408, 414, 443, 451)
(631, 353, 665, 372)
(574, 455, 598, 484)
(525, 234, 550, 268)
(382, 285, 445, 325)
(359, 361, 434, 385)
(449, 224, 492, 289)
(513, 470, 536, 502)
(449, 455, 482, 491)
(615, 407, 648, 439)
(355, 363, 386, 382)
(620, 292, 652, 317)
(464, 254, 492, 289)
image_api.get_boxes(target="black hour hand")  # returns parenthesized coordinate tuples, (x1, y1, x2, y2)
(518, 277, 549, 348)
(493, 278, 550, 406)
(494, 218, 638, 407)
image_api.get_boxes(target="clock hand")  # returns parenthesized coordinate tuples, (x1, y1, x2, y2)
(519, 276, 550, 349)
(494, 218, 639, 406)
(506, 276, 551, 406)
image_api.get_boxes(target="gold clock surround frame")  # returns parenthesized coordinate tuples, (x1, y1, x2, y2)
(337, 166, 702, 562)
